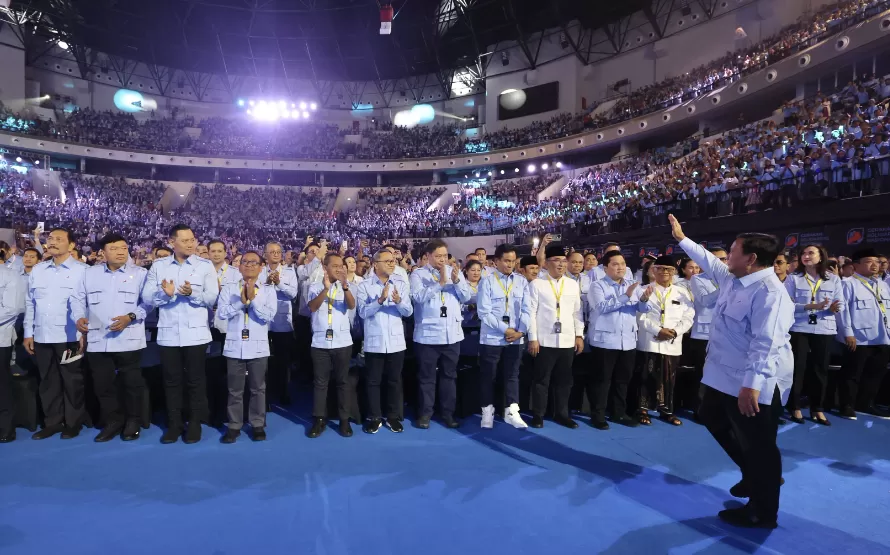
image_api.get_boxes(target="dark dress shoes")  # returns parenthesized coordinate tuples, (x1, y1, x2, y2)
(308, 417, 327, 438)
(61, 425, 81, 439)
(414, 416, 431, 429)
(613, 415, 639, 428)
(252, 427, 266, 441)
(730, 477, 785, 498)
(121, 421, 141, 441)
(32, 425, 64, 440)
(717, 506, 777, 529)
(441, 416, 461, 429)
(363, 419, 382, 434)
(94, 422, 124, 443)
(183, 420, 202, 444)
(339, 420, 353, 437)
(0, 430, 16, 443)
(554, 415, 579, 429)
(591, 419, 610, 430)
(161, 426, 182, 444)
(221, 428, 240, 444)
(529, 415, 545, 428)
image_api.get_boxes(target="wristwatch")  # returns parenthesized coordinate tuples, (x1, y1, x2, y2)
(127, 312, 137, 322)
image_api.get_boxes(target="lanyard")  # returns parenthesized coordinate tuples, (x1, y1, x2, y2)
(432, 269, 446, 305)
(493, 273, 514, 311)
(548, 276, 565, 322)
(327, 283, 339, 328)
(239, 282, 259, 327)
(654, 286, 672, 325)
(805, 275, 823, 303)
(217, 264, 228, 288)
(853, 276, 887, 318)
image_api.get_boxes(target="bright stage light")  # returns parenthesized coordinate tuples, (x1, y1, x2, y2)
(302, 111, 309, 118)
(474, 172, 480, 178)
(555, 161, 562, 168)
(300, 101, 307, 110)
(278, 100, 286, 108)
(34, 160, 40, 165)
(310, 102, 317, 110)
(514, 168, 519, 173)
(527, 164, 536, 173)
(249, 100, 255, 106)
(237, 99, 245, 107)
(15, 157, 22, 162)
(487, 171, 492, 176)
(541, 163, 549, 170)
(57, 40, 69, 50)
(291, 103, 296, 108)
(291, 110, 299, 118)
(246, 109, 252, 115)
(500, 170, 504, 175)
(259, 100, 267, 106)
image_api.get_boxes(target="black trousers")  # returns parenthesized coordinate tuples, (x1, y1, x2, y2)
(589, 347, 636, 422)
(87, 350, 145, 426)
(295, 315, 314, 380)
(839, 344, 890, 410)
(638, 351, 680, 416)
(788, 332, 832, 413)
(310, 346, 352, 421)
(532, 346, 574, 419)
(364, 350, 405, 420)
(34, 341, 86, 429)
(479, 343, 523, 408)
(684, 337, 708, 412)
(0, 347, 12, 434)
(415, 342, 460, 419)
(699, 385, 783, 521)
(159, 344, 209, 426)
(268, 331, 295, 403)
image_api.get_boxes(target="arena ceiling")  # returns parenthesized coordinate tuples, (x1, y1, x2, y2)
(6, 0, 651, 85)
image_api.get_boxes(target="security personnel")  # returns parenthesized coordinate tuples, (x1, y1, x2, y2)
(23, 227, 88, 440)
(76, 233, 149, 442)
(477, 243, 529, 429)
(837, 248, 890, 420)
(259, 241, 298, 405)
(355, 249, 413, 434)
(217, 251, 278, 444)
(0, 263, 25, 442)
(410, 239, 471, 429)
(587, 250, 647, 430)
(687, 247, 727, 418)
(143, 224, 219, 445)
(524, 244, 584, 428)
(306, 253, 355, 438)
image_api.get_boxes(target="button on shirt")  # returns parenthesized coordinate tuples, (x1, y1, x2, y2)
(355, 273, 413, 354)
(524, 275, 583, 349)
(307, 281, 353, 349)
(690, 274, 720, 340)
(81, 263, 150, 352)
(217, 281, 278, 359)
(410, 265, 472, 345)
(587, 277, 648, 351)
(259, 264, 298, 332)
(679, 238, 794, 405)
(212, 263, 242, 333)
(0, 265, 25, 348)
(142, 255, 219, 347)
(837, 274, 890, 346)
(24, 257, 87, 344)
(477, 270, 529, 347)
(784, 272, 845, 335)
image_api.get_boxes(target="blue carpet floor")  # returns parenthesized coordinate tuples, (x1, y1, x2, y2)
(1, 407, 889, 555)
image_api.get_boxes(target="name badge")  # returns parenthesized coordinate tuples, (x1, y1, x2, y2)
(241, 328, 250, 340)
(808, 313, 818, 325)
(502, 315, 510, 324)
(325, 328, 334, 341)
(553, 321, 562, 334)
(440, 306, 448, 318)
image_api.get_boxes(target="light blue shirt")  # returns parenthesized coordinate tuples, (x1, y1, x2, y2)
(837, 274, 890, 346)
(81, 263, 149, 353)
(679, 238, 794, 405)
(5, 254, 24, 273)
(258, 264, 297, 332)
(355, 272, 413, 354)
(0, 265, 25, 347)
(587, 276, 648, 351)
(142, 255, 219, 347)
(297, 258, 323, 317)
(589, 265, 633, 283)
(410, 264, 472, 345)
(217, 281, 278, 359)
(477, 270, 529, 346)
(690, 274, 720, 340)
(784, 272, 845, 335)
(212, 263, 242, 332)
(24, 256, 87, 344)
(307, 281, 353, 349)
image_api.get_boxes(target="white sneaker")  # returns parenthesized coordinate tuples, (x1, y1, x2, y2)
(504, 403, 528, 429)
(481, 405, 495, 429)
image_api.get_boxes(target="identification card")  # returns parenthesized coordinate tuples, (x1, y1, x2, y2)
(502, 315, 510, 324)
(440, 306, 448, 318)
(553, 321, 562, 334)
(808, 313, 818, 325)
(325, 328, 334, 341)
(241, 328, 250, 340)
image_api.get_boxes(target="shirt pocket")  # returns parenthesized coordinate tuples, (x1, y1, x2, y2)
(794, 287, 811, 302)
(88, 289, 104, 305)
(119, 288, 139, 306)
(722, 300, 749, 332)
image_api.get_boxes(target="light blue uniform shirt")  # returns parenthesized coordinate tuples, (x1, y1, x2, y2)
(690, 274, 720, 340)
(297, 258, 323, 318)
(355, 272, 413, 354)
(477, 270, 529, 346)
(784, 272, 845, 335)
(81, 263, 149, 352)
(212, 263, 242, 333)
(142, 255, 219, 347)
(587, 276, 648, 351)
(410, 264, 472, 345)
(679, 238, 794, 405)
(5, 254, 24, 273)
(0, 265, 25, 347)
(307, 281, 353, 349)
(589, 265, 633, 283)
(217, 281, 278, 359)
(24, 256, 87, 344)
(259, 264, 298, 332)
(837, 274, 890, 346)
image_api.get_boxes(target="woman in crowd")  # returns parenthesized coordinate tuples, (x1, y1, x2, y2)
(675, 257, 701, 295)
(784, 245, 844, 426)
(460, 260, 483, 361)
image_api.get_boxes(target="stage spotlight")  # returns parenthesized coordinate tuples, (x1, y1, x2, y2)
(278, 100, 286, 108)
(57, 40, 69, 50)
(246, 109, 252, 115)
(514, 168, 519, 173)
(15, 157, 22, 162)
(302, 111, 309, 118)
(464, 174, 468, 179)
(555, 161, 562, 168)
(541, 163, 549, 170)
(34, 160, 40, 165)
(249, 100, 255, 106)
(259, 100, 267, 106)
(291, 103, 296, 108)
(527, 164, 536, 173)
(291, 110, 299, 118)
(487, 171, 492, 176)
(300, 101, 308, 110)
(474, 172, 480, 178)
(237, 99, 245, 107)
(310, 102, 317, 110)
(500, 170, 504, 175)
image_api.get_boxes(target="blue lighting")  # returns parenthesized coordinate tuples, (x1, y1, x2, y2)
(411, 104, 435, 124)
(237, 99, 245, 107)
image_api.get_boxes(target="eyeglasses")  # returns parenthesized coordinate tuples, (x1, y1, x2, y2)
(241, 261, 261, 267)
(266, 250, 282, 255)
(653, 266, 676, 273)
(377, 259, 396, 264)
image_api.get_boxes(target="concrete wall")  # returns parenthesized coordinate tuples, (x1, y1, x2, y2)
(485, 55, 581, 131)
(0, 26, 26, 112)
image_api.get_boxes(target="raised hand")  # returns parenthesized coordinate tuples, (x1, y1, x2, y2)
(626, 282, 639, 298)
(323, 273, 332, 290)
(267, 270, 280, 285)
(178, 281, 193, 296)
(161, 279, 175, 297)
(640, 285, 655, 302)
(379, 282, 390, 304)
(668, 214, 686, 241)
(391, 286, 402, 304)
(244, 279, 257, 301)
(451, 264, 460, 284)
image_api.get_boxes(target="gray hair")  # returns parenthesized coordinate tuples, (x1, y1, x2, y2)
(373, 249, 395, 263)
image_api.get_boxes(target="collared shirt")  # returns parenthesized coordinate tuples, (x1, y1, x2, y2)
(259, 263, 298, 332)
(297, 258, 323, 317)
(784, 272, 845, 335)
(679, 238, 794, 405)
(346, 274, 364, 328)
(24, 256, 87, 344)
(587, 276, 648, 351)
(355, 272, 413, 354)
(142, 255, 219, 347)
(524, 274, 583, 349)
(637, 283, 695, 356)
(463, 282, 481, 329)
(307, 281, 353, 349)
(410, 264, 472, 345)
(81, 263, 149, 353)
(837, 273, 890, 346)
(5, 254, 23, 273)
(212, 263, 242, 333)
(217, 281, 278, 359)
(0, 265, 25, 347)
(690, 274, 720, 340)
(477, 269, 529, 346)
(589, 265, 633, 283)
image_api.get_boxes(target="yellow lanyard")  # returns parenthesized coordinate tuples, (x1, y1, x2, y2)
(239, 282, 259, 328)
(805, 275, 823, 303)
(493, 273, 514, 311)
(217, 264, 228, 288)
(548, 276, 565, 322)
(854, 276, 887, 318)
(327, 283, 339, 328)
(654, 286, 672, 325)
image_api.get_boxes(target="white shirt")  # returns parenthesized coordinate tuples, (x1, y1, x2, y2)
(636, 283, 695, 356)
(523, 275, 583, 349)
